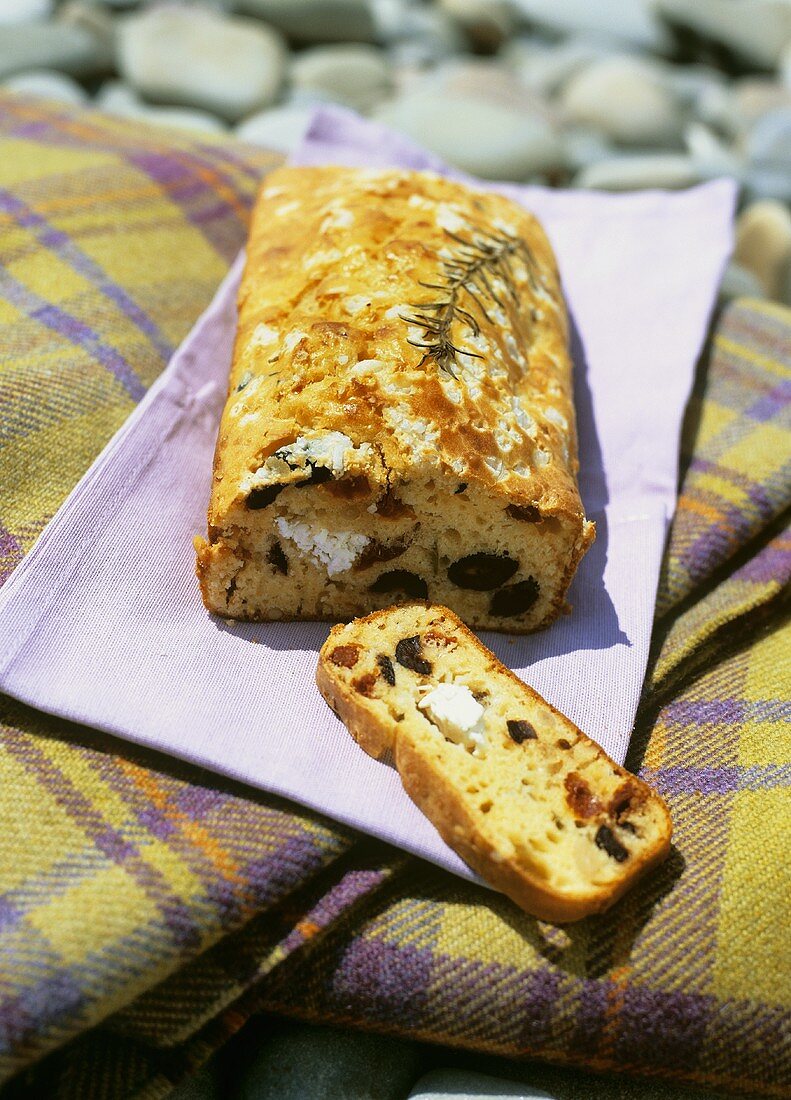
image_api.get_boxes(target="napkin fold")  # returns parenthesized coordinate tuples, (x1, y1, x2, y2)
(0, 108, 735, 883)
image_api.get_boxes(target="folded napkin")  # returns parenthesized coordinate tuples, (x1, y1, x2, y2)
(0, 108, 734, 882)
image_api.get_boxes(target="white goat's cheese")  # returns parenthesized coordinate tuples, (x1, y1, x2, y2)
(275, 517, 368, 576)
(418, 683, 487, 756)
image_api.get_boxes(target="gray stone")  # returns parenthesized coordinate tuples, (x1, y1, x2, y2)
(655, 0, 791, 70)
(3, 68, 88, 104)
(734, 199, 791, 298)
(695, 80, 743, 139)
(0, 0, 52, 23)
(742, 102, 791, 201)
(509, 0, 671, 52)
(659, 63, 727, 108)
(57, 1, 116, 55)
(744, 108, 791, 200)
(118, 6, 286, 123)
(560, 56, 685, 148)
(735, 78, 791, 126)
(575, 153, 705, 190)
(94, 78, 137, 113)
(420, 59, 556, 116)
(384, 7, 466, 68)
(562, 126, 618, 172)
(684, 121, 744, 179)
(235, 0, 376, 44)
(438, 0, 516, 54)
(376, 88, 565, 181)
(289, 44, 392, 113)
(718, 260, 768, 302)
(503, 36, 619, 98)
(409, 1068, 557, 1099)
(0, 19, 110, 80)
(235, 105, 314, 154)
(236, 1019, 422, 1100)
(95, 80, 226, 134)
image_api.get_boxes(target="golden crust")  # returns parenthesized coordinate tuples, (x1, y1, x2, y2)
(317, 604, 672, 924)
(210, 165, 584, 523)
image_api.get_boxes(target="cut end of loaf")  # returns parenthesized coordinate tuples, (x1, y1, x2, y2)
(197, 430, 594, 631)
(316, 603, 672, 923)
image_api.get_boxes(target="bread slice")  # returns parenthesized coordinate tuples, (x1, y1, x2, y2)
(316, 603, 672, 923)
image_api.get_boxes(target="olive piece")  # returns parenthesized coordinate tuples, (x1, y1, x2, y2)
(395, 635, 432, 675)
(507, 719, 537, 744)
(489, 577, 540, 617)
(246, 484, 284, 509)
(447, 553, 518, 591)
(370, 570, 428, 600)
(506, 503, 541, 522)
(306, 463, 333, 484)
(267, 541, 288, 575)
(595, 824, 629, 863)
(377, 654, 396, 686)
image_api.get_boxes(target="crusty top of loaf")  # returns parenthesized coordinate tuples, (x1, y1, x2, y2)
(210, 166, 583, 524)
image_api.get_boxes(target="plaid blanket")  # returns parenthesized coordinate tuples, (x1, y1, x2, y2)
(0, 95, 788, 1099)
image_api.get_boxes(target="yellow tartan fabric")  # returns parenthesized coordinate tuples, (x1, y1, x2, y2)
(0, 95, 789, 1099)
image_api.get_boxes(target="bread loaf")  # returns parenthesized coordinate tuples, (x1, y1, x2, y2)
(317, 603, 672, 923)
(196, 166, 594, 632)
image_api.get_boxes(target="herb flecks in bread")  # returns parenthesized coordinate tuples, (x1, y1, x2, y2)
(196, 166, 594, 632)
(316, 603, 672, 924)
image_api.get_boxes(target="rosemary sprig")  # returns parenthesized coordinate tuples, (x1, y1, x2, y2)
(401, 226, 538, 379)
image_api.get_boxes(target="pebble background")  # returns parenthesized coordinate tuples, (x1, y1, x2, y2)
(2, 0, 791, 305)
(1, 2, 787, 1096)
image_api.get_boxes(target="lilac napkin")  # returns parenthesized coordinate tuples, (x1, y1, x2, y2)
(0, 109, 734, 883)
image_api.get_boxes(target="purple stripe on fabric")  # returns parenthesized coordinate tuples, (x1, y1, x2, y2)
(688, 459, 775, 508)
(651, 766, 740, 795)
(616, 986, 710, 1072)
(740, 764, 791, 788)
(649, 763, 790, 795)
(0, 970, 85, 1057)
(0, 188, 173, 364)
(746, 378, 791, 422)
(569, 980, 609, 1056)
(279, 869, 386, 956)
(31, 303, 145, 401)
(0, 897, 19, 932)
(735, 539, 791, 585)
(301, 868, 385, 928)
(82, 753, 348, 918)
(517, 969, 564, 1049)
(2, 734, 200, 949)
(0, 269, 145, 401)
(330, 938, 432, 1026)
(0, 523, 23, 587)
(129, 150, 252, 263)
(173, 785, 227, 818)
(663, 698, 747, 726)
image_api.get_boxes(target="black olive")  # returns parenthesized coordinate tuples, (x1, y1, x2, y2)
(506, 503, 541, 522)
(489, 577, 540, 617)
(267, 541, 288, 575)
(370, 570, 428, 600)
(507, 719, 537, 743)
(595, 825, 629, 862)
(246, 484, 284, 509)
(447, 553, 518, 591)
(377, 654, 396, 686)
(395, 635, 432, 675)
(306, 463, 333, 484)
